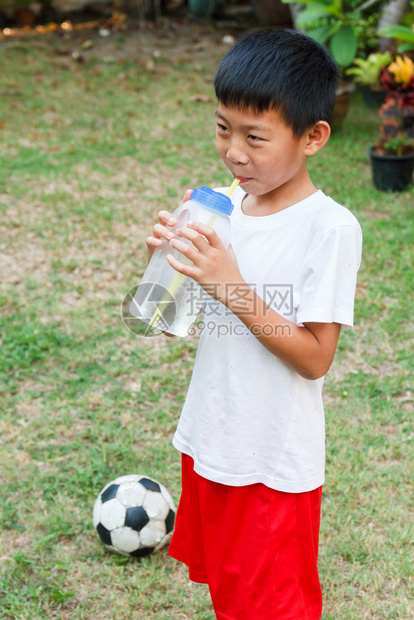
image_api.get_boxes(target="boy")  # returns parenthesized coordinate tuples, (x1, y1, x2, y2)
(146, 28, 362, 620)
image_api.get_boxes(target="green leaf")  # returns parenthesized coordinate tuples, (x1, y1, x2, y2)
(398, 41, 414, 52)
(296, 6, 332, 28)
(307, 25, 333, 45)
(330, 25, 358, 67)
(379, 25, 414, 42)
(356, 0, 383, 12)
(347, 11, 363, 19)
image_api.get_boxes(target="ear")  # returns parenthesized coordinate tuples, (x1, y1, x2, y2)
(303, 121, 331, 156)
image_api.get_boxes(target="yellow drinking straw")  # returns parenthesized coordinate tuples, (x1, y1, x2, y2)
(226, 177, 240, 198)
(146, 179, 240, 334)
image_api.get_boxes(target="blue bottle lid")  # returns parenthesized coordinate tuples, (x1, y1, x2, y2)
(192, 186, 234, 215)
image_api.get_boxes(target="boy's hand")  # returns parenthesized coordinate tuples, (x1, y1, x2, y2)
(144, 189, 193, 338)
(145, 189, 193, 264)
(167, 220, 242, 305)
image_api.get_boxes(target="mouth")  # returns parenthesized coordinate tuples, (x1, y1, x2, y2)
(234, 176, 252, 184)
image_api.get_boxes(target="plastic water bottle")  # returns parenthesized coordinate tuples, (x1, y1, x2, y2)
(130, 186, 234, 337)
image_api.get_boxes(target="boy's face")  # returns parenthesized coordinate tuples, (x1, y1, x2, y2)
(215, 104, 310, 201)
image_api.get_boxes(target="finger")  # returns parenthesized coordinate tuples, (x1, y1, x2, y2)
(166, 253, 197, 278)
(227, 243, 237, 260)
(146, 235, 163, 248)
(157, 210, 177, 227)
(169, 236, 200, 263)
(226, 243, 239, 269)
(146, 236, 163, 265)
(152, 223, 176, 241)
(180, 189, 193, 204)
(187, 221, 223, 250)
(175, 226, 209, 252)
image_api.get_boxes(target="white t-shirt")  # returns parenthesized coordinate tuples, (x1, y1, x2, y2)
(172, 187, 362, 493)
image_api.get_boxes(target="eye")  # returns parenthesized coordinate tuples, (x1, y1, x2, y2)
(248, 134, 262, 142)
(216, 123, 229, 132)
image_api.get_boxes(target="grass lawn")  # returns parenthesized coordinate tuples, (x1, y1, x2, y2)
(0, 18, 413, 620)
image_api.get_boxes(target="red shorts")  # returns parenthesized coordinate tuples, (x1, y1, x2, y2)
(169, 454, 322, 620)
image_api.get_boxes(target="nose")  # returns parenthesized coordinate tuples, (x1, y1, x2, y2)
(226, 137, 249, 165)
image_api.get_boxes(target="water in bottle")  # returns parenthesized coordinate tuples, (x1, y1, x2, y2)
(130, 185, 236, 337)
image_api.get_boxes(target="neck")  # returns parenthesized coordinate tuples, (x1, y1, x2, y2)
(242, 175, 317, 217)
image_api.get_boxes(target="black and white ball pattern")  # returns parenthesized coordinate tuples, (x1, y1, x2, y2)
(93, 475, 176, 557)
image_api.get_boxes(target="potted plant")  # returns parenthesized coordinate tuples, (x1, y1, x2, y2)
(188, 0, 221, 19)
(379, 1, 414, 53)
(282, 0, 387, 68)
(368, 55, 414, 191)
(282, 0, 389, 129)
(346, 51, 392, 107)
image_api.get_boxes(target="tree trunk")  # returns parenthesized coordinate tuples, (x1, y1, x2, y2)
(377, 0, 409, 49)
(254, 0, 293, 27)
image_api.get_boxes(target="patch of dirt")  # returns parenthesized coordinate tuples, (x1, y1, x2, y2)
(87, 17, 240, 64)
(1, 10, 256, 65)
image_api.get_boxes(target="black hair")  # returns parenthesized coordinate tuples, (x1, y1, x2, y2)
(214, 28, 340, 138)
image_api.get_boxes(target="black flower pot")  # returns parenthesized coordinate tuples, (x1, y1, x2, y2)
(361, 88, 387, 109)
(368, 147, 414, 192)
(188, 0, 221, 17)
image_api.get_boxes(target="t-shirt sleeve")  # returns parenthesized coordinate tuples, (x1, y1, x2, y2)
(295, 223, 362, 329)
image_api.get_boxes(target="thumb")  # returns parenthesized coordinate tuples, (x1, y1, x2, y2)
(227, 243, 239, 268)
(181, 189, 193, 204)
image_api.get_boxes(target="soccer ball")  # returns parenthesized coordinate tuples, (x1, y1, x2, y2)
(93, 474, 176, 557)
